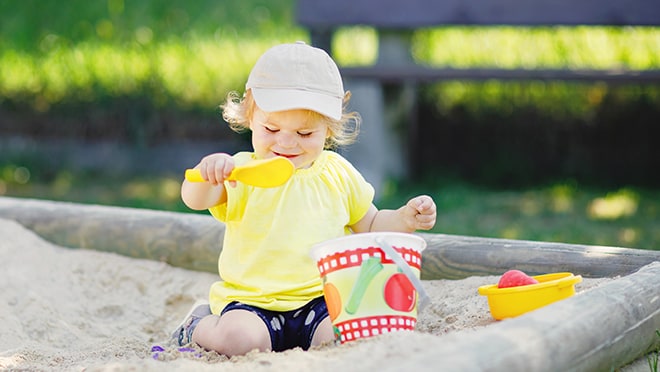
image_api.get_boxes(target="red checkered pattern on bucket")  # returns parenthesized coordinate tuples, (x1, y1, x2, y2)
(316, 247, 422, 276)
(335, 315, 417, 343)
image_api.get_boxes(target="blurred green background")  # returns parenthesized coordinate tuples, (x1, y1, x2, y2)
(1, 0, 659, 250)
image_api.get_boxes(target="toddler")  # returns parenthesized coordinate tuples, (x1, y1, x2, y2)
(174, 41, 437, 356)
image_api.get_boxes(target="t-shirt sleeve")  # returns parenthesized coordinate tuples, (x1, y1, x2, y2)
(208, 203, 227, 222)
(207, 152, 254, 222)
(338, 156, 375, 226)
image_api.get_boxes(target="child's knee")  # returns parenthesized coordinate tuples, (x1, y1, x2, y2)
(194, 312, 271, 356)
(310, 317, 335, 347)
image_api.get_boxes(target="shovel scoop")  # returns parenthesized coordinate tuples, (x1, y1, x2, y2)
(185, 156, 294, 188)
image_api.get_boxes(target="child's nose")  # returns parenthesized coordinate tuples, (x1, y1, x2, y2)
(277, 132, 297, 148)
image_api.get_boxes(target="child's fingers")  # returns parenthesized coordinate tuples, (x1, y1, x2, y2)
(199, 156, 234, 185)
(405, 195, 437, 230)
(409, 195, 436, 214)
(206, 163, 221, 185)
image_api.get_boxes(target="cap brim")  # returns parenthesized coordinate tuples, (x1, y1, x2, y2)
(251, 88, 342, 120)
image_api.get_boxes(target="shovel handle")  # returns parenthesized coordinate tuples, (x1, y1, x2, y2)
(184, 169, 205, 182)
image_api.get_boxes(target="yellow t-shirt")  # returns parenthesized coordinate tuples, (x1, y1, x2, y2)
(207, 150, 375, 313)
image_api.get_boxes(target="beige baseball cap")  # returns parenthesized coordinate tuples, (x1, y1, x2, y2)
(246, 41, 344, 120)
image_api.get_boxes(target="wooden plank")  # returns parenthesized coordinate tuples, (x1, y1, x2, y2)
(413, 262, 660, 371)
(341, 65, 660, 84)
(297, 0, 660, 28)
(1, 197, 659, 280)
(0, 197, 224, 273)
(419, 232, 660, 279)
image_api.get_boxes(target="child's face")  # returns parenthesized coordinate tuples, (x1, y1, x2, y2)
(250, 106, 328, 169)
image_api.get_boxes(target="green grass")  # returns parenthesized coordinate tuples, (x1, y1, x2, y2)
(1, 168, 658, 251)
(1, 1, 659, 112)
(0, 0, 298, 48)
(413, 26, 660, 69)
(649, 330, 660, 372)
(380, 178, 659, 250)
(0, 0, 304, 110)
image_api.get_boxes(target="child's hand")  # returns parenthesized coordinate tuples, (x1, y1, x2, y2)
(181, 153, 234, 210)
(402, 195, 436, 231)
(195, 153, 236, 187)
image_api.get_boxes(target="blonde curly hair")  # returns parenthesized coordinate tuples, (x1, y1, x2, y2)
(221, 89, 361, 149)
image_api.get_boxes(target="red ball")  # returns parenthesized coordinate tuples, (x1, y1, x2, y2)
(498, 270, 539, 288)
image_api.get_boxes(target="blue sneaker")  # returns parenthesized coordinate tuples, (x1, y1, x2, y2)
(171, 301, 212, 346)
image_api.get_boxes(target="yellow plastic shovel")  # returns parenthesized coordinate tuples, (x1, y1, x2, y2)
(185, 157, 295, 188)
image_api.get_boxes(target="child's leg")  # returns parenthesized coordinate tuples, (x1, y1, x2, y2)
(310, 316, 335, 347)
(192, 309, 271, 356)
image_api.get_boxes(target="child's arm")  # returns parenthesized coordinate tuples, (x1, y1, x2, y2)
(180, 153, 235, 210)
(351, 195, 437, 233)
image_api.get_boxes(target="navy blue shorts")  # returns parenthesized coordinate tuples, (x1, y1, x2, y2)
(221, 296, 330, 352)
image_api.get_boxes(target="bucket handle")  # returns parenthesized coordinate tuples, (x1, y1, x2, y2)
(374, 237, 431, 312)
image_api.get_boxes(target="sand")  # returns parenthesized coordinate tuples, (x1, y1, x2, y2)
(0, 218, 646, 371)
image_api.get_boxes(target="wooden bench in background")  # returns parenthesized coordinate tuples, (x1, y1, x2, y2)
(296, 0, 660, 193)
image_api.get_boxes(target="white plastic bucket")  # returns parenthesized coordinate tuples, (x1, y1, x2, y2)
(310, 232, 427, 343)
